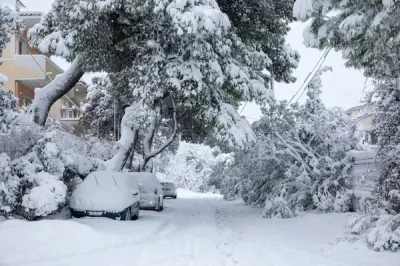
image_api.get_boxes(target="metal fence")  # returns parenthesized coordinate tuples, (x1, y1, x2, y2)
(349, 149, 379, 192)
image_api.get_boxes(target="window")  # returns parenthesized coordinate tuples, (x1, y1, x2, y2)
(18, 39, 28, 55)
(61, 107, 80, 120)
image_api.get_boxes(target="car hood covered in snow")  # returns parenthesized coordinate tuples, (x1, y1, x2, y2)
(70, 171, 138, 212)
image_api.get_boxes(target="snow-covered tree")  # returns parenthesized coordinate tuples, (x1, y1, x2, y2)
(29, 0, 298, 150)
(82, 76, 126, 140)
(373, 80, 400, 214)
(156, 142, 225, 192)
(217, 0, 299, 83)
(212, 68, 361, 217)
(293, 0, 400, 79)
(0, 5, 24, 58)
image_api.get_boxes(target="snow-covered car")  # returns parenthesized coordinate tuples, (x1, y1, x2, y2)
(129, 172, 164, 212)
(70, 171, 140, 220)
(160, 181, 177, 199)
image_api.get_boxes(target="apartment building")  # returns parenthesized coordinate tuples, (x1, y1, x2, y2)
(0, 6, 88, 127)
(346, 103, 377, 145)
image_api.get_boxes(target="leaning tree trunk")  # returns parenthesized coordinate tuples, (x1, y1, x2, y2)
(105, 105, 142, 171)
(30, 55, 84, 126)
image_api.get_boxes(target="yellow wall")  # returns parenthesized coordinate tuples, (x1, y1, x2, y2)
(15, 81, 34, 107)
(1, 26, 87, 126)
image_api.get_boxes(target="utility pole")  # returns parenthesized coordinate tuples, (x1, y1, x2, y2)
(113, 100, 117, 141)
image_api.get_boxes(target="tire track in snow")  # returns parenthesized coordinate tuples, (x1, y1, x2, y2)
(212, 200, 241, 265)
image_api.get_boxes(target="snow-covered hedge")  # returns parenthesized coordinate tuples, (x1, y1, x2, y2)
(0, 88, 109, 219)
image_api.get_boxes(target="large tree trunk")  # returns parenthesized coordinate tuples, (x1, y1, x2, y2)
(140, 100, 178, 171)
(30, 55, 84, 126)
(125, 128, 139, 171)
(105, 105, 140, 171)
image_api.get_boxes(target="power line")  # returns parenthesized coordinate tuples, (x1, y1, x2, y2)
(239, 101, 248, 115)
(294, 47, 331, 104)
(286, 47, 331, 107)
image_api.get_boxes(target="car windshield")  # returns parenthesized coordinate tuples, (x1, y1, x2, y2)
(161, 182, 174, 188)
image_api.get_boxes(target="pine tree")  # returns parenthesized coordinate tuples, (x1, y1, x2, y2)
(293, 0, 400, 79)
(374, 80, 400, 214)
(28, 0, 298, 142)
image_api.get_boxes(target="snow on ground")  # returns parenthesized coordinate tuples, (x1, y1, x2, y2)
(0, 190, 399, 266)
(177, 188, 223, 199)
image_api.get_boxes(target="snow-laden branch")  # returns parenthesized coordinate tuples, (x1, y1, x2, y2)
(274, 131, 314, 175)
(30, 55, 84, 126)
(140, 99, 178, 171)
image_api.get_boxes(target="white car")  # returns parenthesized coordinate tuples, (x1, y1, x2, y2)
(129, 172, 164, 212)
(160, 181, 177, 199)
(70, 171, 140, 220)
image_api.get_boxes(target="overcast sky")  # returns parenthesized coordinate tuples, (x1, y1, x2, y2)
(18, 0, 368, 121)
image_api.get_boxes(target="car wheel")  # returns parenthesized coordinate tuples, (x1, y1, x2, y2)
(174, 195, 177, 199)
(124, 207, 131, 221)
(156, 200, 161, 212)
(132, 207, 139, 220)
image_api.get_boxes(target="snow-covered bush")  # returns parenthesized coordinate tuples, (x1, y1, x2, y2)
(263, 197, 295, 219)
(0, 78, 18, 133)
(0, 153, 19, 214)
(366, 214, 400, 251)
(347, 214, 400, 252)
(11, 136, 68, 219)
(21, 171, 67, 218)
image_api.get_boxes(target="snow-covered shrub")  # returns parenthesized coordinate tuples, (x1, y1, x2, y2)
(21, 171, 67, 218)
(0, 79, 18, 134)
(263, 197, 295, 219)
(87, 139, 113, 161)
(0, 114, 43, 160)
(0, 153, 19, 214)
(347, 215, 380, 236)
(347, 214, 400, 251)
(366, 214, 400, 251)
(11, 136, 68, 219)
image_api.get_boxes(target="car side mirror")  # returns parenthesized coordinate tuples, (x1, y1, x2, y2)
(132, 192, 139, 196)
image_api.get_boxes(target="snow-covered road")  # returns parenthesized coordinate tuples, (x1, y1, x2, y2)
(1, 189, 399, 266)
